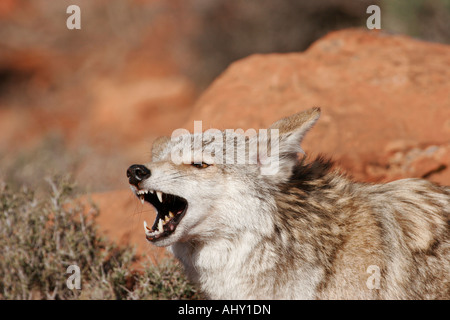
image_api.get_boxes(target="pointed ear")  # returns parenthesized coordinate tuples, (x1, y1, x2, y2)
(269, 107, 321, 147)
(151, 136, 171, 161)
(259, 107, 321, 179)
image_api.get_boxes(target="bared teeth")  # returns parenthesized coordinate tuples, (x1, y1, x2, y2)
(139, 189, 187, 241)
(136, 189, 155, 195)
(137, 190, 167, 204)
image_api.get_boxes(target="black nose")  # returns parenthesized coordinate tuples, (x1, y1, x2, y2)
(127, 164, 151, 186)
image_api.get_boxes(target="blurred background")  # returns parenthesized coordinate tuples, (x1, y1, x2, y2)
(1, 0, 449, 193)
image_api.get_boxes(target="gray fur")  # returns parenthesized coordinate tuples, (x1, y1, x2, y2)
(130, 108, 449, 299)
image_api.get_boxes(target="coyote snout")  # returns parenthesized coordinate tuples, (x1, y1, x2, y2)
(126, 164, 151, 186)
(127, 108, 449, 300)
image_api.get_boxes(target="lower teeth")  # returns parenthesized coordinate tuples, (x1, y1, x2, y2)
(143, 217, 171, 238)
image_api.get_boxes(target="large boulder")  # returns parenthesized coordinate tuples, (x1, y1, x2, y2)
(184, 29, 450, 185)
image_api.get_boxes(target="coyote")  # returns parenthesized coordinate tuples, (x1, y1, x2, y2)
(127, 108, 449, 299)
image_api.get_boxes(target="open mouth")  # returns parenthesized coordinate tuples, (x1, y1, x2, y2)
(136, 189, 188, 242)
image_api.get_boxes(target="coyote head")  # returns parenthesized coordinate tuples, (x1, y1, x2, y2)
(127, 108, 321, 247)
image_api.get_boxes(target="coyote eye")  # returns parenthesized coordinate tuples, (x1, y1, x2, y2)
(191, 162, 210, 169)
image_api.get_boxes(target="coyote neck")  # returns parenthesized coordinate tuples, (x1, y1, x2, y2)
(170, 171, 345, 299)
(170, 227, 327, 299)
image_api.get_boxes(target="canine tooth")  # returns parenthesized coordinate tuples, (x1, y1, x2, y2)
(169, 211, 174, 218)
(156, 191, 163, 202)
(164, 215, 170, 223)
(143, 220, 148, 232)
(140, 195, 145, 204)
(158, 219, 164, 232)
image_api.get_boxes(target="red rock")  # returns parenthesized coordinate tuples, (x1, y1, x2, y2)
(87, 76, 196, 147)
(183, 29, 450, 185)
(0, 0, 22, 18)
